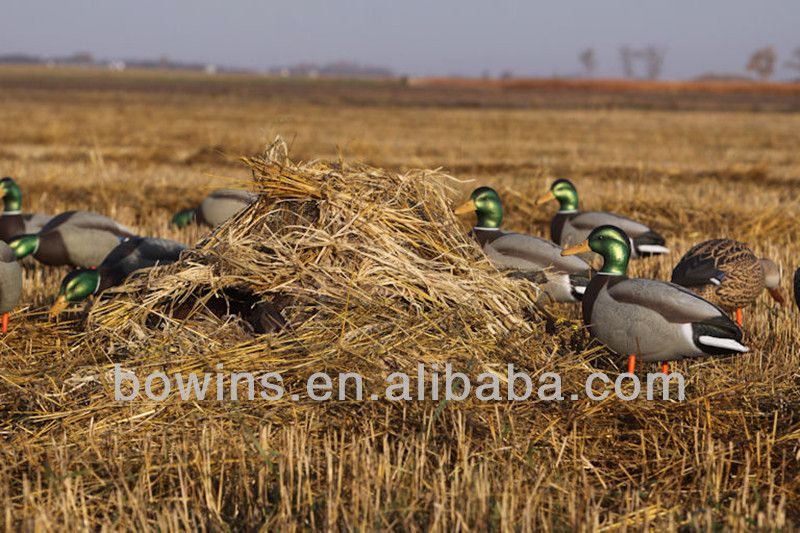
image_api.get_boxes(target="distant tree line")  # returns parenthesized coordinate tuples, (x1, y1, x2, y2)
(575, 46, 668, 80)
(576, 45, 800, 81)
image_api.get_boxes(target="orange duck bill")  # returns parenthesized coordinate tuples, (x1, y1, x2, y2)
(561, 240, 591, 256)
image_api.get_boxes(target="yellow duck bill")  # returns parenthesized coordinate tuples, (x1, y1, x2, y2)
(49, 295, 69, 317)
(561, 240, 591, 256)
(536, 191, 555, 205)
(453, 199, 476, 215)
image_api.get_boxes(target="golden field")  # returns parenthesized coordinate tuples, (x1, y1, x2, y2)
(0, 66, 799, 531)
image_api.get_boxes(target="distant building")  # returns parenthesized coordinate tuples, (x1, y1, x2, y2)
(268, 61, 395, 79)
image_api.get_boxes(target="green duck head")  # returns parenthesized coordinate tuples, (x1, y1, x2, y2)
(50, 268, 102, 316)
(453, 187, 503, 229)
(537, 178, 579, 212)
(562, 225, 630, 276)
(8, 234, 39, 259)
(171, 208, 197, 228)
(0, 177, 23, 213)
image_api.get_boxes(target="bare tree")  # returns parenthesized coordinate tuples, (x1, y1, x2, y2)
(579, 48, 596, 77)
(640, 46, 666, 80)
(620, 46, 635, 78)
(785, 47, 800, 76)
(746, 47, 777, 80)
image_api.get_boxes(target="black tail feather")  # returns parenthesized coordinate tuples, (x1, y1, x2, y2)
(632, 230, 668, 257)
(634, 230, 666, 247)
(691, 315, 744, 356)
(568, 274, 590, 301)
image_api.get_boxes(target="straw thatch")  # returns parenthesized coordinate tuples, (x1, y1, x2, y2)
(64, 139, 565, 423)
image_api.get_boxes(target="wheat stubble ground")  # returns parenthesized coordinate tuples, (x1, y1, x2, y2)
(0, 68, 798, 531)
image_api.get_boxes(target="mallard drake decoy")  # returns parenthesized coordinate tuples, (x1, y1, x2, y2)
(562, 226, 747, 374)
(50, 237, 186, 316)
(794, 268, 800, 311)
(537, 179, 669, 258)
(8, 211, 137, 268)
(0, 241, 22, 333)
(171, 188, 256, 228)
(670, 239, 785, 327)
(454, 187, 592, 303)
(0, 177, 53, 242)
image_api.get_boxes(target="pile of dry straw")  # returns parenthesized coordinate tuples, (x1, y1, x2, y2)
(77, 140, 567, 418)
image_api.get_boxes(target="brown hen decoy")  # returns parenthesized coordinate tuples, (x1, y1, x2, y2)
(670, 239, 784, 327)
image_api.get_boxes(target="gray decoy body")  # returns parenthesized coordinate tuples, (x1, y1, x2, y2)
(172, 189, 257, 228)
(473, 228, 591, 302)
(552, 210, 667, 259)
(10, 211, 137, 268)
(97, 237, 187, 290)
(0, 241, 22, 316)
(198, 189, 256, 227)
(538, 179, 669, 259)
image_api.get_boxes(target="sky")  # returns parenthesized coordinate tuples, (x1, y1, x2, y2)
(2, 0, 799, 79)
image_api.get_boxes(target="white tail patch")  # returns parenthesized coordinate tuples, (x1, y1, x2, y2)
(637, 244, 670, 254)
(573, 286, 586, 295)
(709, 277, 721, 286)
(698, 335, 749, 353)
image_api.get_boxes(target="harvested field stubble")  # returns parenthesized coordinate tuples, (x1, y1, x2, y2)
(1, 141, 798, 530)
(1, 69, 800, 530)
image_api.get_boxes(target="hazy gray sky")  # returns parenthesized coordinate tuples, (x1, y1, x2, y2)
(3, 0, 799, 79)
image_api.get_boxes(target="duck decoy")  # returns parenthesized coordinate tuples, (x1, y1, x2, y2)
(8, 211, 137, 268)
(454, 187, 592, 303)
(0, 241, 22, 333)
(562, 225, 747, 374)
(171, 188, 256, 228)
(49, 237, 186, 316)
(537, 179, 669, 258)
(0, 177, 53, 242)
(671, 239, 785, 327)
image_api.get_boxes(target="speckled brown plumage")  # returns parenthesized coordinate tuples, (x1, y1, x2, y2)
(671, 239, 765, 311)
